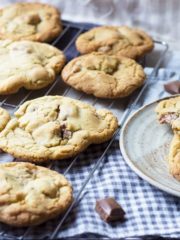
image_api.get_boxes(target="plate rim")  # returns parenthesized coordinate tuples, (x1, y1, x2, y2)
(120, 95, 180, 197)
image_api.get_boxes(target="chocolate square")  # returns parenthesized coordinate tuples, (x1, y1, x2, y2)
(95, 197, 125, 223)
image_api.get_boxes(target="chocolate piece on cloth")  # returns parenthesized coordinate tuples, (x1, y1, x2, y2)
(95, 197, 125, 223)
(164, 81, 180, 94)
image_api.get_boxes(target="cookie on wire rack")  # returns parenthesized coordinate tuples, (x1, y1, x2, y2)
(0, 2, 62, 42)
(76, 26, 154, 59)
(0, 96, 118, 162)
(62, 52, 146, 99)
(0, 162, 73, 227)
(0, 40, 66, 94)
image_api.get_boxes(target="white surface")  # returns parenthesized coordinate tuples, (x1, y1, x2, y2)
(120, 98, 180, 197)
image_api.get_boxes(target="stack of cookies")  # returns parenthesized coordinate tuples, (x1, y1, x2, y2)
(156, 96, 180, 180)
(0, 2, 154, 227)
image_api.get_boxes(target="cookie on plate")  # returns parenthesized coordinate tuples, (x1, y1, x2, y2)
(155, 96, 180, 180)
(0, 96, 118, 162)
(0, 3, 62, 42)
(76, 26, 154, 59)
(0, 40, 65, 94)
(0, 107, 10, 131)
(168, 133, 180, 180)
(0, 162, 73, 227)
(155, 96, 180, 126)
(62, 52, 146, 99)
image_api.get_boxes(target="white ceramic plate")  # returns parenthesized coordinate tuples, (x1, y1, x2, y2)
(120, 97, 180, 197)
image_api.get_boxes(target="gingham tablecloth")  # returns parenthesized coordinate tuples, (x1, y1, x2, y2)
(3, 70, 179, 240)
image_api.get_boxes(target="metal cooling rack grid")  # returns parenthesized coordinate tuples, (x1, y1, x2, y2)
(0, 21, 168, 240)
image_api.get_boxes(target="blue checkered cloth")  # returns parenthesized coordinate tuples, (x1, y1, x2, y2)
(2, 69, 180, 240)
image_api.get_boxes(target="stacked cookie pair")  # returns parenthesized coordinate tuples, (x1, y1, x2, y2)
(156, 96, 180, 180)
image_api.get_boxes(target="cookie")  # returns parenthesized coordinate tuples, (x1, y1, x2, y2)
(0, 3, 62, 42)
(62, 52, 146, 99)
(0, 40, 65, 94)
(0, 162, 73, 227)
(155, 96, 180, 126)
(0, 96, 118, 162)
(76, 26, 154, 59)
(168, 133, 180, 181)
(0, 107, 10, 131)
(155, 96, 180, 180)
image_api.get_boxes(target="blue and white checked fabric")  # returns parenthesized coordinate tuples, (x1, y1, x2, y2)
(2, 69, 180, 240)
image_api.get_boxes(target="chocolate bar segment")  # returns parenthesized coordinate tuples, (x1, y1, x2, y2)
(95, 197, 125, 222)
(164, 81, 180, 94)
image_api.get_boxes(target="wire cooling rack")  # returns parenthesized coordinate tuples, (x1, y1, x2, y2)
(0, 21, 168, 240)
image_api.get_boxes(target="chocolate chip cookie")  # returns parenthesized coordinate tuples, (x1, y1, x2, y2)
(0, 40, 65, 94)
(76, 26, 154, 59)
(0, 96, 118, 162)
(62, 52, 145, 99)
(156, 95, 180, 180)
(0, 3, 62, 42)
(0, 162, 73, 226)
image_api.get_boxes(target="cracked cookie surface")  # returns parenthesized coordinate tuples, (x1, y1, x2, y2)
(0, 40, 65, 94)
(0, 162, 73, 227)
(0, 96, 118, 162)
(0, 108, 10, 131)
(62, 52, 146, 99)
(0, 3, 62, 42)
(76, 26, 154, 59)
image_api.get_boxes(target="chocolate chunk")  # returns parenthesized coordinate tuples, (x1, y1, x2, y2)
(164, 81, 180, 94)
(159, 113, 178, 124)
(26, 13, 41, 25)
(63, 129, 72, 139)
(95, 197, 125, 223)
(60, 124, 72, 140)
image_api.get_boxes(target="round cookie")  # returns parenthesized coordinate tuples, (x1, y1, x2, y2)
(0, 40, 66, 94)
(62, 52, 146, 99)
(0, 96, 118, 162)
(0, 107, 10, 131)
(0, 3, 62, 42)
(0, 162, 73, 227)
(76, 26, 154, 59)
